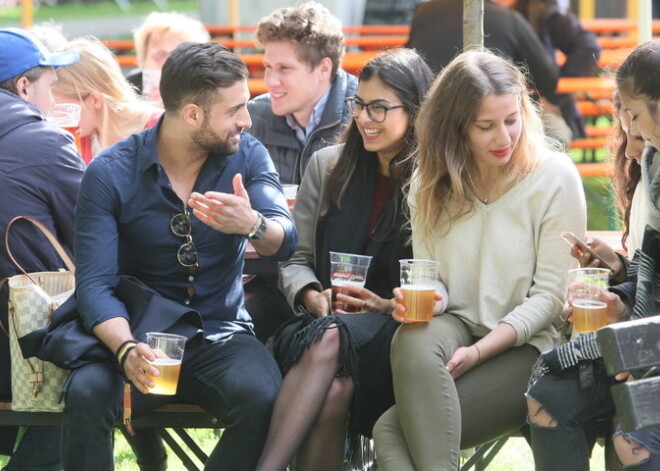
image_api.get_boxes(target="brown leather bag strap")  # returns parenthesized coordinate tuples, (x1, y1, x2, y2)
(0, 277, 7, 337)
(4, 216, 75, 275)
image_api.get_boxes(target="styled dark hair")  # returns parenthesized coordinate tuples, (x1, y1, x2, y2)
(609, 92, 642, 250)
(616, 39, 660, 115)
(320, 48, 433, 227)
(160, 41, 248, 113)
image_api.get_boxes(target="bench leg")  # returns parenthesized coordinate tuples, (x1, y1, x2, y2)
(458, 436, 509, 471)
(157, 429, 202, 471)
(172, 428, 209, 464)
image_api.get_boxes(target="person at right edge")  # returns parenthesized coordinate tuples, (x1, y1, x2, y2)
(372, 49, 586, 470)
(525, 39, 660, 471)
(0, 27, 82, 471)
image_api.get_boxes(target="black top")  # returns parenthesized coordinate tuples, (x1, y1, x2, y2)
(406, 0, 559, 98)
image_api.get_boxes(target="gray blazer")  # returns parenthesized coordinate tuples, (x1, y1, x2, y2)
(278, 145, 342, 312)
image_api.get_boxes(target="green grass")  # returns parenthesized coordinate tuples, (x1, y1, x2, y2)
(1, 431, 607, 470)
(0, 0, 197, 22)
(117, 432, 609, 471)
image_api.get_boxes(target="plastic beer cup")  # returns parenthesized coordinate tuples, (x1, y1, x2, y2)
(282, 184, 298, 214)
(145, 332, 186, 395)
(399, 259, 440, 322)
(567, 268, 610, 333)
(47, 103, 83, 155)
(329, 252, 372, 313)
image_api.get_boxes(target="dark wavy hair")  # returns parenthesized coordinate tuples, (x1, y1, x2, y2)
(160, 42, 248, 113)
(609, 92, 642, 250)
(319, 48, 433, 234)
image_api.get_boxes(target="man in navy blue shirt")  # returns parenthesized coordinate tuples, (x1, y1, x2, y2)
(0, 27, 81, 471)
(61, 42, 296, 471)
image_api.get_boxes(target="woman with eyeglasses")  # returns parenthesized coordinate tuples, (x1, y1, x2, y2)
(372, 49, 586, 470)
(254, 48, 434, 471)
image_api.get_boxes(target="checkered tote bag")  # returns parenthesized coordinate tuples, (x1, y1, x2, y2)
(3, 217, 75, 412)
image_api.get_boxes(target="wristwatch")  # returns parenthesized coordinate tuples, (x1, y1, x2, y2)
(247, 211, 267, 240)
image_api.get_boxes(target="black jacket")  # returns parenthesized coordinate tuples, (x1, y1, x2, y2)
(406, 0, 559, 98)
(247, 70, 358, 184)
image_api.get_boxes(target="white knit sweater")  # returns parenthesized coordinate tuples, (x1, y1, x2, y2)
(411, 153, 587, 354)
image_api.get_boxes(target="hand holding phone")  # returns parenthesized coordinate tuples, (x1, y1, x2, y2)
(560, 232, 615, 273)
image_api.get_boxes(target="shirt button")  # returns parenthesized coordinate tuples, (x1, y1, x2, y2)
(188, 275, 194, 282)
(184, 299, 190, 305)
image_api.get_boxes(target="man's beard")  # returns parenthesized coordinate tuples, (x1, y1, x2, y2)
(192, 118, 239, 156)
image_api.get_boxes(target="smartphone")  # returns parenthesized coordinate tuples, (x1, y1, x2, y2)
(560, 231, 615, 273)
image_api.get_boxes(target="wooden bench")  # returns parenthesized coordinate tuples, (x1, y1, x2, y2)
(597, 316, 660, 432)
(0, 400, 221, 471)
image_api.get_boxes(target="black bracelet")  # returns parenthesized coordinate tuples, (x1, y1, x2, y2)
(119, 345, 136, 372)
(115, 339, 137, 359)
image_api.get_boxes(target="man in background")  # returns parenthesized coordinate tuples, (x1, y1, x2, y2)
(246, 1, 357, 343)
(407, 0, 571, 145)
(248, 1, 357, 185)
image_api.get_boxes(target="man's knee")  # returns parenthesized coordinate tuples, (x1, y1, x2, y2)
(613, 434, 651, 467)
(526, 396, 558, 428)
(64, 365, 122, 420)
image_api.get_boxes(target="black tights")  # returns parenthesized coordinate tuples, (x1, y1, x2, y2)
(256, 326, 354, 471)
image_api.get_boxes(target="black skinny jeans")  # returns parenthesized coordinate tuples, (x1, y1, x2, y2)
(527, 359, 660, 471)
(61, 333, 282, 471)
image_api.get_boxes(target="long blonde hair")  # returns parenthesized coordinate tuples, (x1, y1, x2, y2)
(412, 49, 553, 239)
(53, 36, 160, 153)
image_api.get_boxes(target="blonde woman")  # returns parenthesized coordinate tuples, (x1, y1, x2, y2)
(372, 49, 586, 470)
(53, 36, 161, 163)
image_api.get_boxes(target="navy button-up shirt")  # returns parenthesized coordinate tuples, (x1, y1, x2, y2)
(75, 120, 297, 340)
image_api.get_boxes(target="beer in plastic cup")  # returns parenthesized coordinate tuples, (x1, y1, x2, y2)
(329, 252, 372, 313)
(48, 103, 83, 155)
(567, 268, 610, 333)
(145, 332, 186, 395)
(142, 68, 162, 106)
(282, 184, 298, 213)
(399, 259, 440, 322)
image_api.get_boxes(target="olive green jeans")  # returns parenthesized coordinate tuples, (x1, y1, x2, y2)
(373, 313, 539, 471)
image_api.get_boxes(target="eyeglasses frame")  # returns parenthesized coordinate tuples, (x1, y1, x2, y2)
(345, 96, 406, 123)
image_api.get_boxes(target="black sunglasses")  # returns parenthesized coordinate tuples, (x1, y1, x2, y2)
(170, 211, 199, 267)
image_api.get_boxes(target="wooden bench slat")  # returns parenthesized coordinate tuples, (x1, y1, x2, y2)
(597, 316, 660, 375)
(611, 377, 660, 432)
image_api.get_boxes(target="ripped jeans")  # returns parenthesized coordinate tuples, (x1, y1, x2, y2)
(526, 359, 660, 470)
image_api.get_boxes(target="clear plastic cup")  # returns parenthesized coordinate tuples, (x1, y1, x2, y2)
(329, 251, 372, 313)
(399, 259, 440, 322)
(145, 332, 186, 395)
(567, 268, 610, 333)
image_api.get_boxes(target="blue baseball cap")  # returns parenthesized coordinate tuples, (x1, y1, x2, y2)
(0, 27, 79, 83)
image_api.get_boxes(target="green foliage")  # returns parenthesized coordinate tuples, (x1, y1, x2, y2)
(0, 0, 197, 22)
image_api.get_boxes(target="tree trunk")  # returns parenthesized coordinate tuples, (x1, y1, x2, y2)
(463, 0, 484, 49)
